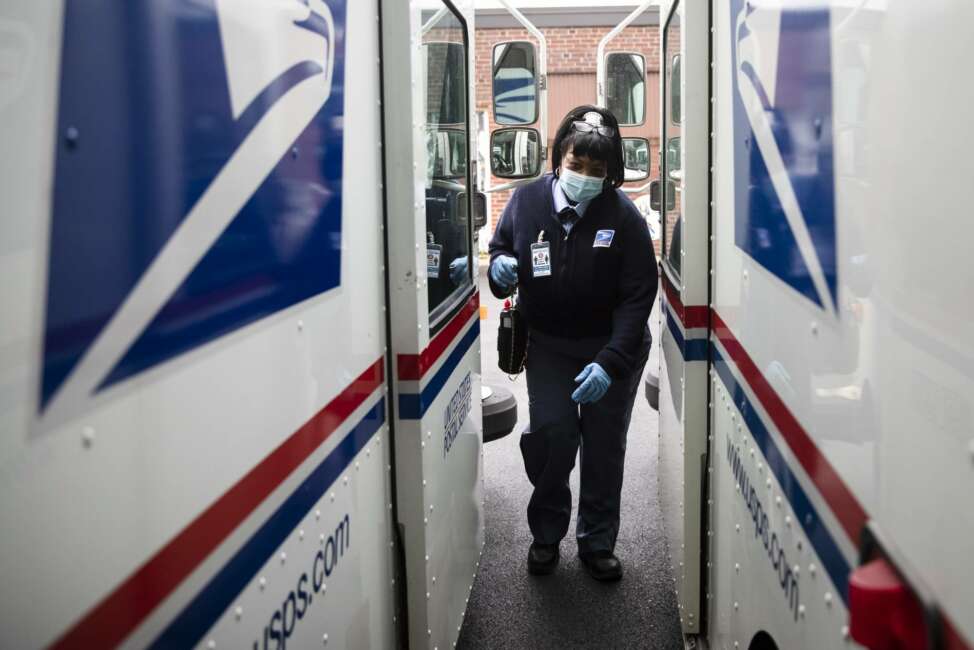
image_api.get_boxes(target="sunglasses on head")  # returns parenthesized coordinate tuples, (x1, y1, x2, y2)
(572, 121, 616, 138)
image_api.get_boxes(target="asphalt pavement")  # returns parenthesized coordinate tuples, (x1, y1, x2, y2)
(456, 265, 683, 650)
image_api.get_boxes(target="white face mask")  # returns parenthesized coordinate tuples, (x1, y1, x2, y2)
(560, 167, 606, 203)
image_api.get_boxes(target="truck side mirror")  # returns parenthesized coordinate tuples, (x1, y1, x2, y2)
(460, 191, 488, 230)
(666, 136, 682, 179)
(649, 179, 661, 212)
(427, 128, 467, 180)
(622, 137, 650, 182)
(492, 41, 538, 125)
(649, 179, 676, 212)
(490, 128, 542, 179)
(605, 52, 645, 126)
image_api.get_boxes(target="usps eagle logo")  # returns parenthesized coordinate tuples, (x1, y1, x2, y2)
(42, 0, 345, 421)
(731, 1, 837, 314)
(217, 0, 336, 119)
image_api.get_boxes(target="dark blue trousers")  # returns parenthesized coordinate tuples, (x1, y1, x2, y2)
(520, 327, 650, 554)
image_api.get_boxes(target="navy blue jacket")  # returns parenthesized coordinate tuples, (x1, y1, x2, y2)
(488, 174, 657, 380)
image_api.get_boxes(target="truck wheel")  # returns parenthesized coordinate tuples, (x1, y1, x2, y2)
(644, 369, 660, 411)
(482, 384, 517, 443)
(748, 631, 778, 650)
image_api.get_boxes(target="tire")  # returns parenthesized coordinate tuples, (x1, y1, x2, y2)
(482, 383, 517, 443)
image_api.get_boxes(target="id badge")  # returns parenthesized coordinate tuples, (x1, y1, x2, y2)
(530, 242, 551, 278)
(427, 244, 442, 279)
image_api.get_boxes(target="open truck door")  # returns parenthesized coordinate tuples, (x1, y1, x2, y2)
(381, 3, 485, 647)
(598, 0, 710, 640)
(654, 3, 711, 634)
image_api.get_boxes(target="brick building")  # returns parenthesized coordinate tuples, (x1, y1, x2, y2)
(473, 6, 662, 243)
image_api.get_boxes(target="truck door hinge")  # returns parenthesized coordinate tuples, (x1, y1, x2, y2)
(538, 74, 547, 91)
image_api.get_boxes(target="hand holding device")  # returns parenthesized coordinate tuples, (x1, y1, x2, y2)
(449, 257, 468, 285)
(490, 255, 519, 291)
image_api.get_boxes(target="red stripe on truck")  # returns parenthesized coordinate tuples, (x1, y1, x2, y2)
(712, 310, 867, 546)
(48, 358, 385, 650)
(398, 291, 479, 380)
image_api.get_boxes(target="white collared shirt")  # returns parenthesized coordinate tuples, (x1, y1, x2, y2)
(552, 177, 592, 234)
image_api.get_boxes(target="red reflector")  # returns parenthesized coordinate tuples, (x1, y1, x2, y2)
(849, 558, 926, 650)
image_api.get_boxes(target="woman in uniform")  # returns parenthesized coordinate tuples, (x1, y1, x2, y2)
(488, 105, 658, 581)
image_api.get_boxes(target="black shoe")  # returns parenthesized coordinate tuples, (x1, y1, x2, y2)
(527, 543, 559, 575)
(579, 550, 623, 581)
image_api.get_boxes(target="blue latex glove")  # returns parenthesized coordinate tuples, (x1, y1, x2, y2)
(490, 255, 519, 291)
(572, 363, 612, 404)
(449, 257, 468, 285)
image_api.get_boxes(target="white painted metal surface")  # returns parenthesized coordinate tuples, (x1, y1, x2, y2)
(382, 1, 485, 648)
(0, 0, 485, 648)
(709, 378, 851, 649)
(0, 0, 397, 644)
(701, 0, 974, 647)
(650, 0, 974, 647)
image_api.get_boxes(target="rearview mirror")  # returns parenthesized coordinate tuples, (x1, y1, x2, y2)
(622, 137, 650, 181)
(490, 128, 542, 179)
(492, 41, 538, 125)
(427, 128, 467, 180)
(606, 52, 645, 126)
(649, 179, 676, 212)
